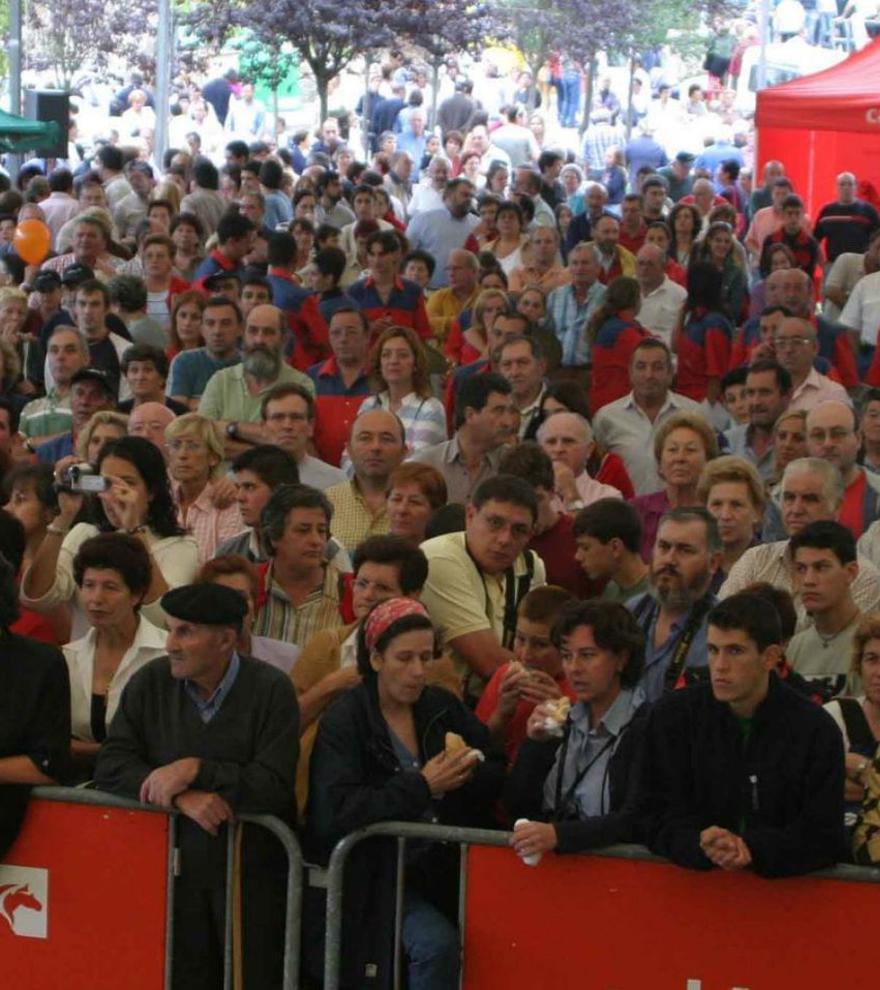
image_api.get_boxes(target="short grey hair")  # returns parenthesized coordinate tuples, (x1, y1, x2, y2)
(781, 456, 845, 512)
(536, 409, 593, 444)
(568, 241, 599, 264)
(48, 323, 90, 359)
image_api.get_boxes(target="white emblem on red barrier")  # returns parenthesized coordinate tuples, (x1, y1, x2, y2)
(0, 866, 49, 938)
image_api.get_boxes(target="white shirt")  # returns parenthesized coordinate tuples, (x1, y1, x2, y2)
(840, 270, 880, 347)
(63, 615, 167, 742)
(592, 390, 706, 495)
(637, 277, 687, 347)
(823, 253, 866, 322)
(408, 184, 446, 217)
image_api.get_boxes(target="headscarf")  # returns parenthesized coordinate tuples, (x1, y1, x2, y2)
(364, 597, 429, 653)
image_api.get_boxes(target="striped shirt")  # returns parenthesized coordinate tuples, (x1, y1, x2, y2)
(174, 483, 244, 564)
(546, 280, 606, 366)
(254, 563, 343, 647)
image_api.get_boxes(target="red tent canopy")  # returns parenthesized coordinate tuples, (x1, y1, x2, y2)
(756, 40, 880, 218)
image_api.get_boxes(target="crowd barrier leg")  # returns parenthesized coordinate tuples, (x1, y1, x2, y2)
(322, 822, 510, 990)
(236, 813, 304, 990)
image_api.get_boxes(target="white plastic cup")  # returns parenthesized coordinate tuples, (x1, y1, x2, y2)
(513, 818, 543, 867)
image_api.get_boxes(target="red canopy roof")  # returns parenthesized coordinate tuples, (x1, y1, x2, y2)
(756, 39, 880, 133)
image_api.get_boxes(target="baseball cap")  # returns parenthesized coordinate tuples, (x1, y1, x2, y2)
(70, 367, 118, 396)
(675, 151, 696, 165)
(31, 270, 63, 293)
(60, 263, 95, 287)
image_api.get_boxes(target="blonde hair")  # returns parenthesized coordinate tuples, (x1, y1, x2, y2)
(151, 181, 182, 214)
(76, 411, 129, 461)
(0, 286, 28, 309)
(165, 412, 225, 476)
(473, 288, 510, 332)
(697, 454, 766, 511)
(851, 613, 880, 675)
(0, 338, 21, 387)
(653, 411, 719, 465)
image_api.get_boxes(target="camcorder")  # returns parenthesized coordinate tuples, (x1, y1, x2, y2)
(54, 464, 110, 495)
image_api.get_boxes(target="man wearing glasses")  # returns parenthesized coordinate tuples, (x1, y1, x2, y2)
(806, 400, 880, 539)
(774, 317, 850, 413)
(420, 474, 546, 703)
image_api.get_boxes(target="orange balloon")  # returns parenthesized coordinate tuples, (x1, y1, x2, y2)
(14, 219, 52, 265)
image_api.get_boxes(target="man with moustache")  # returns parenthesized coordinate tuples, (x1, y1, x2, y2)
(198, 303, 314, 456)
(626, 507, 721, 703)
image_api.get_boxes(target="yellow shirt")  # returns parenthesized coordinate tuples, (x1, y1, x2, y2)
(426, 287, 479, 342)
(420, 531, 546, 692)
(325, 480, 390, 552)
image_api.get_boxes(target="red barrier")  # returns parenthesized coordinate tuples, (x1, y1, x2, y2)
(0, 798, 170, 990)
(463, 845, 877, 989)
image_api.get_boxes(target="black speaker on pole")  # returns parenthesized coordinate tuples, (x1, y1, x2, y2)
(23, 90, 70, 158)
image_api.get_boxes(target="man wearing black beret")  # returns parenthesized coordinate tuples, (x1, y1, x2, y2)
(95, 582, 300, 990)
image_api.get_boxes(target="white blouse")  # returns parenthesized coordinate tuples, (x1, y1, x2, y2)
(63, 615, 168, 742)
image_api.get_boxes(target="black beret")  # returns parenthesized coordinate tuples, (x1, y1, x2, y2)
(161, 583, 248, 626)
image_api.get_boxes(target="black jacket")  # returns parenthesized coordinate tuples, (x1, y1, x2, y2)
(0, 632, 70, 857)
(641, 674, 846, 877)
(503, 702, 649, 853)
(303, 680, 504, 988)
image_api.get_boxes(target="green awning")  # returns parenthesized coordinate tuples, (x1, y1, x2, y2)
(0, 108, 60, 153)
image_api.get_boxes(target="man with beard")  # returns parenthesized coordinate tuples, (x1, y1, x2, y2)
(405, 178, 480, 289)
(626, 507, 721, 703)
(198, 304, 314, 457)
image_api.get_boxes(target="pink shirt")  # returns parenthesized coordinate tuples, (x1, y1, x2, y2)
(174, 483, 244, 563)
(787, 366, 851, 413)
(745, 205, 812, 256)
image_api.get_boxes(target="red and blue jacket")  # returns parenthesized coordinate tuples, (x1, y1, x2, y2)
(346, 276, 432, 341)
(590, 314, 650, 414)
(677, 307, 733, 401)
(308, 356, 372, 466)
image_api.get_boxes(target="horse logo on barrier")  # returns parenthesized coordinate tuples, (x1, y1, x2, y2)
(0, 866, 49, 938)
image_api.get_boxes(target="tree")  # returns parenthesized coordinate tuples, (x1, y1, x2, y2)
(231, 29, 299, 128)
(184, 0, 404, 124)
(395, 1, 508, 126)
(25, 0, 157, 89)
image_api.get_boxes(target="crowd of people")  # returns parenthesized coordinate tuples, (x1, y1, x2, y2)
(3, 37, 880, 990)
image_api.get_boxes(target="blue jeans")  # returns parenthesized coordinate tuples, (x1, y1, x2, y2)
(402, 889, 460, 990)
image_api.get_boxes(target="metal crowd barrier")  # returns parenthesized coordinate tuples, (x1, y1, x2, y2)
(29, 787, 303, 990)
(321, 821, 511, 990)
(321, 820, 880, 990)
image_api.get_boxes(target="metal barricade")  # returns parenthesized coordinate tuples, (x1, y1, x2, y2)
(237, 813, 304, 990)
(27, 787, 303, 990)
(322, 821, 511, 990)
(321, 821, 880, 990)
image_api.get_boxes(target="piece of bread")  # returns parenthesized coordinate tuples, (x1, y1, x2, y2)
(444, 731, 467, 755)
(548, 696, 572, 724)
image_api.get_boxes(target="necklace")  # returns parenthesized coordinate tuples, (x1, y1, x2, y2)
(816, 609, 860, 648)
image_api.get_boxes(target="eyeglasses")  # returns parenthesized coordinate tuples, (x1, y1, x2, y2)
(772, 335, 815, 348)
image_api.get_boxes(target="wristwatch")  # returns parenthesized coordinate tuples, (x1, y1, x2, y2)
(225, 421, 239, 439)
